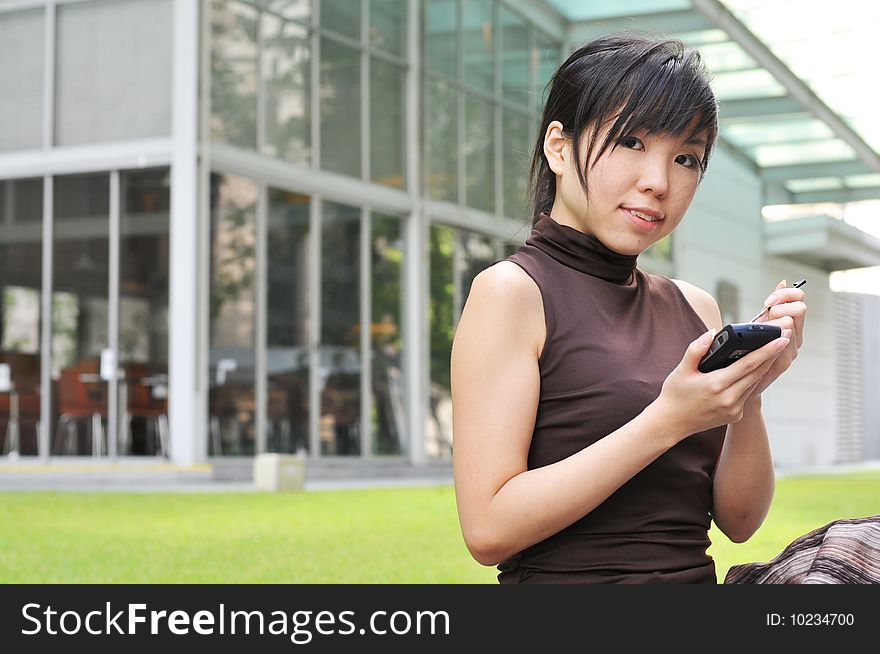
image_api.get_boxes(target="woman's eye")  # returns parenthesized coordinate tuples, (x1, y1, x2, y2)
(619, 136, 644, 150)
(676, 153, 700, 169)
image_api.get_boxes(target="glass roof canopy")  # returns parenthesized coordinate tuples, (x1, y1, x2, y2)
(545, 0, 880, 206)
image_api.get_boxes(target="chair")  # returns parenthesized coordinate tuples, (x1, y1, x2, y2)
(0, 352, 41, 456)
(209, 382, 254, 455)
(267, 384, 293, 453)
(1, 388, 41, 456)
(122, 364, 169, 457)
(53, 362, 107, 456)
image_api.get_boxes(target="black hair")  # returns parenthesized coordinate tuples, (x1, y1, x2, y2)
(528, 32, 719, 226)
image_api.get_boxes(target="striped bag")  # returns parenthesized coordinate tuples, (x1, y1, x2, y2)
(724, 515, 880, 584)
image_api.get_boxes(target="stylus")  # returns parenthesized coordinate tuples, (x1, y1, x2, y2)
(750, 278, 807, 322)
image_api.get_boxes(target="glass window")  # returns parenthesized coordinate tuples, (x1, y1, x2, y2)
(723, 118, 834, 148)
(263, 0, 311, 25)
(0, 9, 44, 151)
(55, 0, 172, 146)
(750, 138, 856, 167)
(426, 0, 457, 78)
(208, 174, 258, 456)
(458, 230, 494, 316)
(534, 34, 559, 113)
(698, 41, 757, 73)
(785, 177, 843, 193)
(1, 178, 42, 224)
(320, 0, 360, 41)
(369, 0, 405, 56)
(371, 212, 405, 455)
(424, 77, 457, 202)
(267, 189, 310, 455)
(503, 233, 526, 258)
(52, 173, 110, 456)
(0, 178, 43, 456)
(502, 109, 530, 219)
(370, 57, 405, 188)
(464, 94, 494, 212)
(320, 202, 361, 456)
(644, 235, 672, 262)
(710, 68, 787, 101)
(320, 37, 361, 178)
(262, 12, 311, 164)
(462, 0, 494, 91)
(211, 0, 258, 149)
(500, 7, 528, 106)
(428, 223, 454, 459)
(118, 169, 170, 456)
(716, 279, 740, 327)
(844, 174, 880, 189)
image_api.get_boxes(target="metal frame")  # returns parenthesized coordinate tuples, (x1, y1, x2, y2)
(361, 0, 370, 184)
(307, 0, 321, 458)
(308, 195, 321, 457)
(690, 0, 880, 176)
(107, 170, 120, 459)
(196, 0, 212, 463)
(404, 0, 423, 464)
(0, 140, 173, 182)
(255, 180, 268, 455)
(360, 206, 372, 458)
(38, 176, 52, 461)
(169, 0, 201, 464)
(559, 0, 880, 207)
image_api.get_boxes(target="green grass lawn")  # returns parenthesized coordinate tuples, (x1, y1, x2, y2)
(1, 473, 877, 583)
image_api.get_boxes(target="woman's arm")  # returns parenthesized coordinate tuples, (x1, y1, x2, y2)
(711, 398, 775, 542)
(673, 280, 804, 543)
(453, 266, 785, 566)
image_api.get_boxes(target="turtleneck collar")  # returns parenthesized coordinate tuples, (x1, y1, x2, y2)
(527, 212, 638, 284)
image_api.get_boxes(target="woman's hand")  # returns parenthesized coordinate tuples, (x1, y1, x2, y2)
(747, 279, 807, 399)
(653, 325, 792, 440)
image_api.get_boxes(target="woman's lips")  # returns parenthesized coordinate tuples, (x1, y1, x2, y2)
(621, 207, 663, 231)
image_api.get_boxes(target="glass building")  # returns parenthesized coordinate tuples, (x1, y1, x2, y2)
(0, 0, 567, 471)
(1, 0, 878, 479)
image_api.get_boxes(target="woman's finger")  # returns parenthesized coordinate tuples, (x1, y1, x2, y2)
(725, 343, 784, 400)
(718, 325, 792, 388)
(767, 302, 806, 348)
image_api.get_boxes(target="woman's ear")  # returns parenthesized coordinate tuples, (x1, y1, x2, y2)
(543, 120, 569, 176)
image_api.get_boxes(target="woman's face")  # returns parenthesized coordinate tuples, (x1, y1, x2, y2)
(547, 119, 707, 256)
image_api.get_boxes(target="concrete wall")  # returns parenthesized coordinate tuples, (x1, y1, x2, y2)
(864, 294, 880, 461)
(762, 258, 833, 468)
(834, 292, 880, 462)
(674, 144, 837, 469)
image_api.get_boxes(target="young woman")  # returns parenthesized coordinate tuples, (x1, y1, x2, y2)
(451, 33, 807, 583)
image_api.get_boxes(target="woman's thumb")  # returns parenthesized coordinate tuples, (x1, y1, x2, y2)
(687, 328, 716, 362)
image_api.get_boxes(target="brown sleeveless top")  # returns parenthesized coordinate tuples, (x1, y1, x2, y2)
(495, 213, 726, 584)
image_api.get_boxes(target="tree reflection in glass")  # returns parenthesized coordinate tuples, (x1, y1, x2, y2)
(371, 213, 405, 455)
(208, 174, 257, 456)
(320, 202, 361, 456)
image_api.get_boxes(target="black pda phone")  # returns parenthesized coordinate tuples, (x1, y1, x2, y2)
(698, 322, 782, 373)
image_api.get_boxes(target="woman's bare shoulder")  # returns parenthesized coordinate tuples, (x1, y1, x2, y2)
(460, 261, 546, 359)
(670, 278, 723, 331)
(476, 260, 539, 295)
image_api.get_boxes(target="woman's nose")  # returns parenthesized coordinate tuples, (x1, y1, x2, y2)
(636, 159, 669, 198)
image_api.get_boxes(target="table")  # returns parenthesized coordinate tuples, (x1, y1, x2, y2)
(70, 370, 168, 457)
